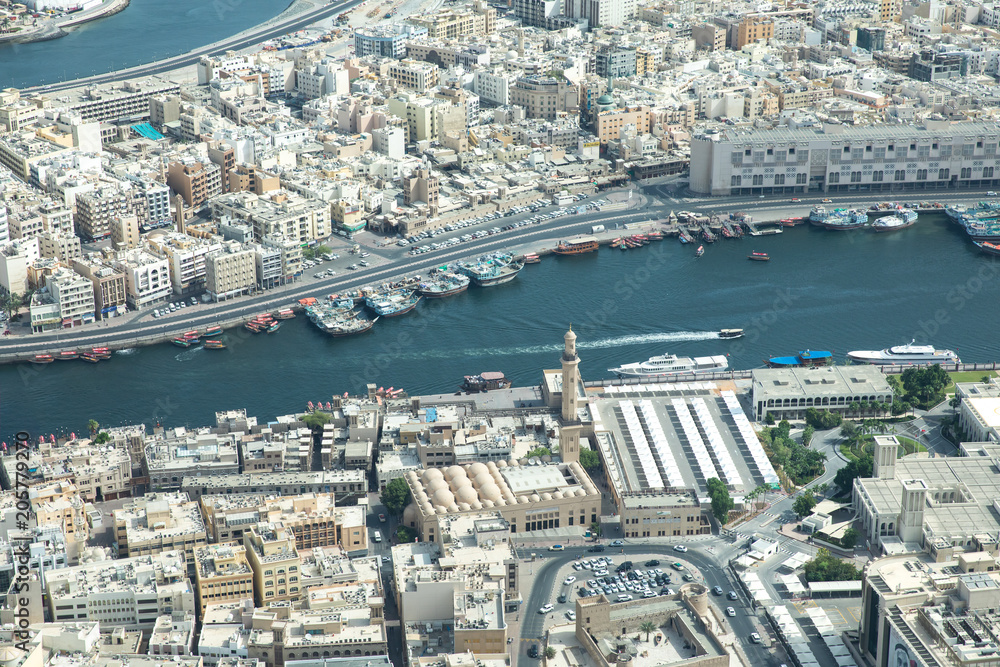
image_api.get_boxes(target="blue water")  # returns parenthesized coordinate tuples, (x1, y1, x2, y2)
(3, 215, 1000, 439)
(0, 0, 287, 88)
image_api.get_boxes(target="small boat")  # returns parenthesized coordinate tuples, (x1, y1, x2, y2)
(553, 236, 599, 255)
(975, 240, 1000, 256)
(274, 309, 296, 320)
(678, 230, 694, 244)
(172, 337, 194, 348)
(203, 339, 227, 349)
(523, 253, 541, 264)
(31, 354, 54, 364)
(419, 272, 471, 298)
(767, 350, 833, 367)
(460, 371, 512, 392)
(245, 321, 264, 333)
(92, 347, 111, 359)
(80, 353, 101, 363)
(204, 325, 223, 336)
(267, 321, 281, 333)
(182, 330, 200, 340)
(719, 329, 744, 339)
(695, 245, 705, 257)
(58, 351, 79, 360)
(747, 251, 770, 261)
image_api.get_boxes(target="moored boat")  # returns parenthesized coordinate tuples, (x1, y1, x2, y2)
(171, 337, 194, 348)
(204, 325, 223, 336)
(457, 254, 524, 287)
(418, 272, 471, 298)
(766, 350, 833, 367)
(182, 330, 200, 340)
(747, 251, 770, 261)
(91, 347, 111, 359)
(553, 236, 599, 255)
(31, 354, 54, 364)
(266, 321, 281, 333)
(58, 351, 79, 360)
(695, 245, 705, 257)
(461, 372, 512, 392)
(274, 309, 295, 320)
(203, 339, 227, 349)
(609, 353, 728, 378)
(847, 340, 959, 365)
(975, 240, 1000, 256)
(523, 253, 541, 264)
(80, 353, 101, 363)
(364, 290, 421, 317)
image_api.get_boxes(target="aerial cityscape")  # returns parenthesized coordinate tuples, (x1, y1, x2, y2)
(3, 0, 1000, 667)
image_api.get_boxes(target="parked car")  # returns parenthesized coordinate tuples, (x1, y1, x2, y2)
(548, 544, 565, 551)
(539, 604, 553, 614)
(378, 514, 386, 523)
(610, 539, 624, 546)
(727, 607, 736, 617)
(749, 633, 761, 644)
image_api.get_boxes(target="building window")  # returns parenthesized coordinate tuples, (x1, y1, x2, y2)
(796, 173, 807, 184)
(985, 167, 995, 178)
(916, 169, 927, 180)
(829, 172, 839, 184)
(731, 175, 741, 187)
(962, 167, 972, 179)
(939, 168, 949, 180)
(895, 170, 906, 180)
(752, 174, 763, 185)
(774, 174, 784, 185)
(850, 171, 862, 183)
(872, 170, 883, 182)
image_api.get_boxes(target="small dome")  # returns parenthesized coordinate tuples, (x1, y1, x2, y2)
(553, 491, 564, 499)
(403, 504, 418, 525)
(540, 492, 552, 501)
(486, 461, 499, 472)
(456, 485, 478, 504)
(530, 493, 541, 503)
(453, 476, 473, 491)
(482, 499, 495, 508)
(406, 471, 419, 484)
(518, 495, 530, 504)
(468, 462, 489, 477)
(496, 497, 506, 506)
(596, 93, 614, 107)
(480, 482, 502, 501)
(496, 460, 507, 468)
(432, 488, 455, 507)
(446, 465, 467, 481)
(422, 501, 435, 515)
(427, 478, 450, 494)
(471, 500, 482, 510)
(458, 502, 471, 511)
(506, 49, 518, 60)
(423, 468, 444, 483)
(577, 488, 588, 497)
(448, 502, 459, 513)
(475, 472, 494, 488)
(415, 490, 428, 503)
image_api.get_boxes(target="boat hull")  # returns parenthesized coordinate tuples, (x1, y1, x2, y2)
(474, 271, 520, 287)
(419, 284, 469, 298)
(327, 320, 377, 337)
(872, 220, 915, 232)
(610, 367, 725, 379)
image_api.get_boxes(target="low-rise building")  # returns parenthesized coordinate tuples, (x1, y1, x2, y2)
(182, 471, 368, 503)
(194, 543, 255, 615)
(242, 524, 301, 606)
(114, 492, 208, 565)
(750, 365, 893, 420)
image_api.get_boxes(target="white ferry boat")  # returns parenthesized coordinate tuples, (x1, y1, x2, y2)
(609, 353, 728, 378)
(846, 340, 959, 365)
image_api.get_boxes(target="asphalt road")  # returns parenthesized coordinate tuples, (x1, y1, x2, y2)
(517, 541, 772, 666)
(21, 0, 362, 94)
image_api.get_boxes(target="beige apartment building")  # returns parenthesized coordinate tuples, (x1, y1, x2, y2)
(243, 525, 302, 605)
(408, 1, 496, 37)
(72, 257, 128, 319)
(194, 542, 255, 614)
(596, 104, 651, 144)
(168, 160, 223, 207)
(29, 480, 90, 544)
(114, 492, 208, 565)
(205, 242, 256, 302)
(510, 76, 577, 120)
(74, 188, 134, 241)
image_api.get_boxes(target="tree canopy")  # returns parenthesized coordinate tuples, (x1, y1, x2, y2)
(803, 548, 862, 582)
(759, 424, 827, 485)
(396, 525, 417, 543)
(381, 477, 412, 517)
(805, 408, 843, 430)
(526, 446, 551, 459)
(793, 490, 817, 518)
(899, 365, 950, 409)
(834, 454, 873, 495)
(579, 448, 601, 472)
(300, 410, 331, 432)
(706, 477, 734, 524)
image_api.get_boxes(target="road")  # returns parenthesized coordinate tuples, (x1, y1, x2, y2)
(6, 182, 998, 357)
(517, 541, 774, 666)
(20, 0, 362, 95)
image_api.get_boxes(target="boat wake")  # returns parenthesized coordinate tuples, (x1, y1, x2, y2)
(115, 348, 138, 356)
(400, 331, 719, 359)
(174, 347, 202, 362)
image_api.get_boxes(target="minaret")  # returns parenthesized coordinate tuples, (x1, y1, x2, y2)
(560, 325, 582, 463)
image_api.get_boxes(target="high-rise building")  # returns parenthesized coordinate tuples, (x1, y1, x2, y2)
(512, 0, 562, 27)
(0, 205, 8, 245)
(353, 24, 427, 59)
(564, 0, 636, 28)
(168, 160, 223, 207)
(205, 242, 256, 302)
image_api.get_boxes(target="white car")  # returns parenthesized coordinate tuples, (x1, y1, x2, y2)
(727, 607, 736, 617)
(673, 545, 688, 553)
(564, 575, 576, 585)
(539, 604, 554, 614)
(566, 611, 577, 621)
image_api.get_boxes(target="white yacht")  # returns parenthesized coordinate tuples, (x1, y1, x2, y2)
(609, 353, 728, 378)
(846, 340, 959, 365)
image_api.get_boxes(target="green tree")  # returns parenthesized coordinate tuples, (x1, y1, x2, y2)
(841, 526, 860, 549)
(526, 446, 551, 459)
(87, 419, 99, 435)
(640, 621, 657, 641)
(93, 432, 111, 445)
(805, 408, 842, 430)
(0, 291, 23, 320)
(834, 454, 873, 495)
(544, 647, 557, 660)
(300, 410, 331, 432)
(801, 425, 815, 447)
(840, 420, 857, 439)
(396, 525, 417, 543)
(803, 547, 862, 582)
(381, 477, 412, 518)
(814, 482, 829, 496)
(706, 477, 734, 524)
(579, 448, 601, 472)
(949, 396, 961, 410)
(849, 401, 861, 417)
(590, 521, 602, 537)
(793, 490, 817, 518)
(764, 412, 775, 425)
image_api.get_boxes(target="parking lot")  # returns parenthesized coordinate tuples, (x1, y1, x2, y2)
(404, 194, 605, 255)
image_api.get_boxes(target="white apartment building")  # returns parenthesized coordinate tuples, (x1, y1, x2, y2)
(147, 233, 223, 296)
(46, 267, 95, 327)
(691, 119, 1000, 196)
(473, 70, 511, 106)
(0, 205, 8, 245)
(564, 0, 636, 27)
(115, 249, 172, 310)
(45, 550, 196, 630)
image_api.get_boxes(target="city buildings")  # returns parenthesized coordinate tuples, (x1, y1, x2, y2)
(113, 492, 208, 564)
(750, 365, 894, 421)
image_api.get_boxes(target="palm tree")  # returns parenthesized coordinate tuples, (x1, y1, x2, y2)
(544, 646, 556, 660)
(640, 621, 657, 641)
(849, 401, 861, 418)
(87, 419, 99, 435)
